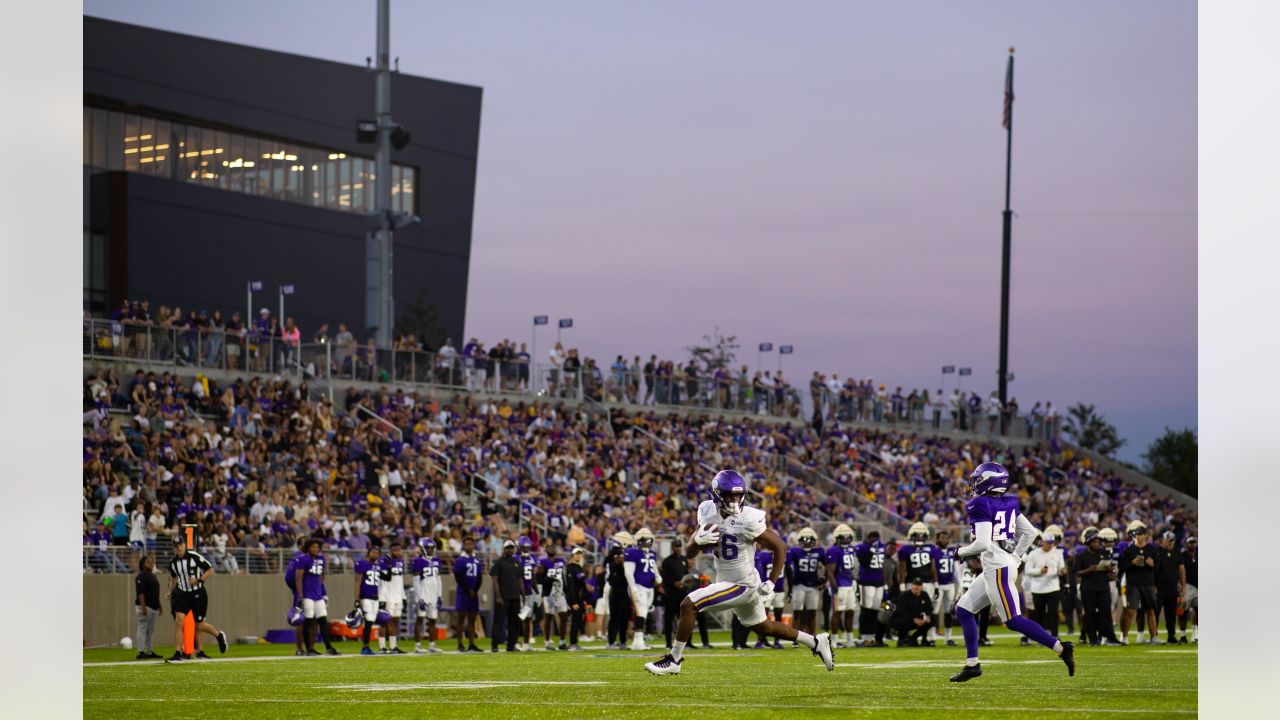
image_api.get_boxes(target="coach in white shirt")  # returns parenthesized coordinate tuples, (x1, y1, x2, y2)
(1023, 529, 1068, 638)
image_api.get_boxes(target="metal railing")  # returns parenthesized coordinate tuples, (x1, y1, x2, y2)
(83, 545, 521, 576)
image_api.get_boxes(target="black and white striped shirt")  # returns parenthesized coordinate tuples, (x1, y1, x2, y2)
(168, 551, 213, 593)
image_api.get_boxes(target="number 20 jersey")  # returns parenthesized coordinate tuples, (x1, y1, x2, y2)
(696, 500, 767, 586)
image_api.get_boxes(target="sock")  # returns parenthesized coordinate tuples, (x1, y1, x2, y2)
(318, 617, 333, 648)
(671, 640, 686, 661)
(363, 624, 372, 646)
(390, 636, 397, 650)
(945, 627, 952, 641)
(795, 631, 817, 650)
(379, 636, 387, 650)
(1006, 615, 1059, 650)
(1053, 640, 1064, 653)
(956, 606, 979, 661)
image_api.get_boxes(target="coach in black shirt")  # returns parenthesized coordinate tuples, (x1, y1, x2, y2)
(165, 535, 227, 662)
(891, 580, 934, 646)
(1120, 527, 1159, 643)
(1073, 530, 1119, 645)
(563, 547, 588, 649)
(489, 540, 524, 652)
(603, 545, 632, 648)
(1152, 531, 1185, 644)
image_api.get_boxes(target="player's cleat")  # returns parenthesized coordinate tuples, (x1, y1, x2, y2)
(294, 649, 306, 656)
(1060, 641, 1076, 677)
(306, 648, 322, 656)
(164, 653, 187, 663)
(700, 643, 713, 649)
(326, 647, 340, 656)
(545, 641, 556, 651)
(813, 632, 836, 672)
(644, 653, 684, 675)
(979, 638, 994, 647)
(216, 631, 228, 654)
(753, 641, 766, 650)
(1178, 636, 1188, 645)
(946, 639, 958, 646)
(427, 646, 444, 654)
(950, 664, 983, 682)
(567, 644, 582, 652)
(922, 639, 936, 647)
(360, 647, 375, 656)
(1020, 637, 1031, 646)
(414, 643, 424, 653)
(468, 645, 483, 653)
(457, 645, 466, 653)
(195, 650, 212, 659)
(630, 636, 648, 651)
(772, 640, 785, 650)
(390, 647, 406, 654)
(559, 641, 568, 651)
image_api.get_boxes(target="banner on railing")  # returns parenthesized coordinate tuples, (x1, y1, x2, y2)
(558, 318, 573, 328)
(534, 315, 548, 325)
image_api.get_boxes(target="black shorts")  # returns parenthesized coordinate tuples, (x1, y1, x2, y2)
(171, 588, 209, 622)
(1125, 584, 1157, 612)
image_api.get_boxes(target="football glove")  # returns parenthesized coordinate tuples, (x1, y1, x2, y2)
(379, 601, 387, 609)
(418, 599, 428, 613)
(692, 523, 721, 546)
(756, 579, 775, 602)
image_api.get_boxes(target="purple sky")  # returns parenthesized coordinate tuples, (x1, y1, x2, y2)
(84, 0, 1196, 463)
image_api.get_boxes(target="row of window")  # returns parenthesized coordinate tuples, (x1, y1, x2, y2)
(83, 105, 415, 215)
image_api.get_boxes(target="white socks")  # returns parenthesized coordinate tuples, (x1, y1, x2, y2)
(966, 657, 979, 667)
(671, 640, 686, 661)
(389, 636, 397, 650)
(1052, 641, 1063, 654)
(379, 637, 387, 650)
(795, 632, 817, 650)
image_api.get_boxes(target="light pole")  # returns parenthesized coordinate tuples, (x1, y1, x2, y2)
(246, 280, 262, 325)
(557, 318, 573, 346)
(777, 344, 793, 374)
(278, 284, 295, 325)
(533, 315, 548, 393)
(757, 342, 773, 375)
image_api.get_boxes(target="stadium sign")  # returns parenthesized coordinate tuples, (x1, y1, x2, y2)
(534, 315, 549, 325)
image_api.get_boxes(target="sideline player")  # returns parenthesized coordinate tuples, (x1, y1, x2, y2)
(852, 529, 888, 646)
(625, 528, 662, 651)
(515, 536, 538, 651)
(950, 462, 1075, 682)
(539, 543, 569, 650)
(753, 545, 786, 649)
(295, 538, 340, 655)
(897, 522, 939, 644)
(787, 527, 826, 640)
(378, 541, 407, 653)
(644, 470, 834, 675)
(352, 545, 383, 655)
(825, 524, 858, 648)
(285, 545, 308, 655)
(933, 530, 962, 645)
(412, 537, 444, 653)
(453, 536, 484, 653)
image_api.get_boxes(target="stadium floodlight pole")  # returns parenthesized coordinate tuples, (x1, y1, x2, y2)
(997, 47, 1016, 435)
(246, 280, 262, 326)
(366, 0, 395, 348)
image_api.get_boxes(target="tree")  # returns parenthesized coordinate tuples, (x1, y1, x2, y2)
(684, 327, 739, 374)
(1062, 403, 1127, 457)
(395, 289, 447, 350)
(1142, 428, 1197, 497)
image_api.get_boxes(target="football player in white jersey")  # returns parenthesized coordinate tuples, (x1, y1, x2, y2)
(645, 470, 835, 675)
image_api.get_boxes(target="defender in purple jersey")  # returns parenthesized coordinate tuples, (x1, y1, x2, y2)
(787, 527, 826, 637)
(515, 536, 538, 650)
(285, 550, 308, 655)
(824, 524, 859, 647)
(624, 528, 662, 650)
(933, 530, 962, 645)
(294, 538, 340, 655)
(852, 530, 889, 646)
(453, 536, 483, 653)
(950, 462, 1075, 683)
(538, 544, 569, 650)
(352, 545, 383, 654)
(753, 548, 785, 649)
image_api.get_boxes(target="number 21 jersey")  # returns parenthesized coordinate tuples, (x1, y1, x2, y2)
(697, 500, 766, 586)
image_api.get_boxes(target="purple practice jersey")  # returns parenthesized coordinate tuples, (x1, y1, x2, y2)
(898, 543, 939, 584)
(965, 494, 1021, 549)
(519, 553, 537, 594)
(754, 549, 777, 588)
(300, 553, 326, 600)
(539, 556, 566, 595)
(852, 540, 886, 586)
(787, 546, 826, 587)
(623, 547, 658, 588)
(284, 551, 307, 592)
(935, 546, 959, 585)
(826, 544, 858, 587)
(454, 554, 483, 591)
(354, 558, 381, 599)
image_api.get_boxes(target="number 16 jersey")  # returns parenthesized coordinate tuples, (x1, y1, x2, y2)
(697, 500, 767, 586)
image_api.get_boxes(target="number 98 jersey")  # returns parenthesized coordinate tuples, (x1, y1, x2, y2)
(697, 500, 767, 586)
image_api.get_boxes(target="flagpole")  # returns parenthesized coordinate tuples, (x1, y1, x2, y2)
(998, 47, 1015, 435)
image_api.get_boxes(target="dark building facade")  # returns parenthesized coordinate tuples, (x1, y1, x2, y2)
(83, 16, 481, 348)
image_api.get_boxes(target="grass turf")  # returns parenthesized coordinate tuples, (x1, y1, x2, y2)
(83, 631, 1196, 719)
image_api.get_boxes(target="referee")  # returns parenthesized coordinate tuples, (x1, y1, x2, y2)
(166, 535, 228, 662)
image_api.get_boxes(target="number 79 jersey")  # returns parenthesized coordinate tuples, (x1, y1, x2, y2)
(697, 500, 767, 586)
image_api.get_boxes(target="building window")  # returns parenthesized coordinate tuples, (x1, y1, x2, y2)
(84, 102, 417, 216)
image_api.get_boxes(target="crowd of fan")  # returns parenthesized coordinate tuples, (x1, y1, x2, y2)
(82, 357, 1195, 577)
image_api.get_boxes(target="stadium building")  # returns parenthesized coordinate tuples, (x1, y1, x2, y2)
(83, 16, 481, 344)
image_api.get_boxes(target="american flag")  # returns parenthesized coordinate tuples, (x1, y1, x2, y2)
(1002, 54, 1015, 129)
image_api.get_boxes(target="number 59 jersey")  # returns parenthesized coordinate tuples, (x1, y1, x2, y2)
(697, 500, 767, 586)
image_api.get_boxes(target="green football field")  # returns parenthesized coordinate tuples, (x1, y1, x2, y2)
(83, 631, 1196, 719)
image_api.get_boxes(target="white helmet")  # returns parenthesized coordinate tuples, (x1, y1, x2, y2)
(797, 527, 819, 548)
(1098, 527, 1118, 544)
(1126, 519, 1147, 538)
(833, 524, 854, 546)
(1043, 524, 1063, 543)
(612, 531, 635, 548)
(634, 527, 655, 548)
(908, 522, 930, 544)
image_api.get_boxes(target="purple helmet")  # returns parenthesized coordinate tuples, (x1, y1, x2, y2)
(376, 609, 392, 625)
(418, 536, 436, 553)
(968, 462, 1010, 496)
(286, 606, 305, 627)
(517, 536, 532, 553)
(344, 608, 364, 629)
(710, 470, 747, 517)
